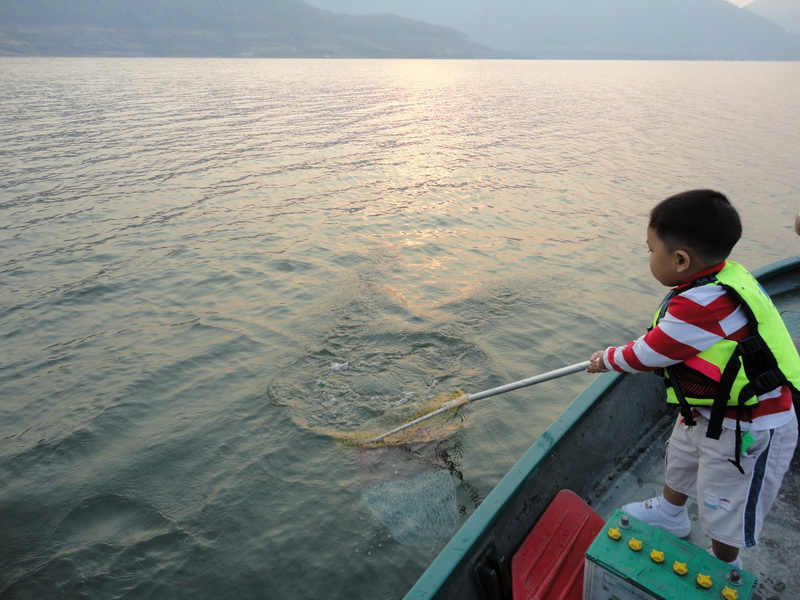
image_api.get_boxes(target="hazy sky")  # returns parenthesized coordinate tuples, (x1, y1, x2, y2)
(727, 0, 754, 6)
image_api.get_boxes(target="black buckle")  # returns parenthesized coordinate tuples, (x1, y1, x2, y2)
(739, 336, 762, 356)
(754, 371, 782, 394)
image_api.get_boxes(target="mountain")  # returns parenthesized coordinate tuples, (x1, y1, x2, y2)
(3, 0, 799, 59)
(307, 0, 800, 60)
(0, 0, 502, 58)
(747, 0, 800, 34)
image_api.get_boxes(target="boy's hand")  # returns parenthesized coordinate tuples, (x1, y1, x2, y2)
(587, 351, 608, 373)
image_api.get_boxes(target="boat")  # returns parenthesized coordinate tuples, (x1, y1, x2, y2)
(403, 255, 800, 600)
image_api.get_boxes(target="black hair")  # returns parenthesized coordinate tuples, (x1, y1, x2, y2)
(649, 189, 741, 264)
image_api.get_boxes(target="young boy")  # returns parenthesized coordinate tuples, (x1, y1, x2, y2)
(587, 189, 800, 569)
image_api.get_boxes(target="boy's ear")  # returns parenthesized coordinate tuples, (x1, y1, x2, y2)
(674, 249, 691, 272)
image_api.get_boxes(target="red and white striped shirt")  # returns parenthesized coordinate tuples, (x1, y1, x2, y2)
(603, 263, 794, 430)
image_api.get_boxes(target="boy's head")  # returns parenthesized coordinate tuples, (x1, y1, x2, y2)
(647, 189, 741, 286)
(649, 189, 741, 263)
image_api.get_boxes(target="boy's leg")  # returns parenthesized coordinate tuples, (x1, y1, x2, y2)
(695, 415, 798, 550)
(662, 485, 688, 507)
(711, 539, 739, 563)
(663, 476, 740, 564)
(621, 418, 694, 537)
(637, 412, 797, 565)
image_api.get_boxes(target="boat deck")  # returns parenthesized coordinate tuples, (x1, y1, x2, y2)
(590, 288, 800, 600)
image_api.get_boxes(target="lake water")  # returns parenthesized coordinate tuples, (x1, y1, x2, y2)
(1, 58, 799, 599)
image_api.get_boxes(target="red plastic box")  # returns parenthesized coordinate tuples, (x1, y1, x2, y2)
(512, 489, 605, 600)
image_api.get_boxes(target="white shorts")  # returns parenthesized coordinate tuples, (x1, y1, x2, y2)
(664, 413, 798, 548)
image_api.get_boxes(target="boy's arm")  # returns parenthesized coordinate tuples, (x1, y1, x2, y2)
(598, 285, 749, 374)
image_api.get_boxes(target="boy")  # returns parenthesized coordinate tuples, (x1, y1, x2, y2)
(587, 189, 800, 569)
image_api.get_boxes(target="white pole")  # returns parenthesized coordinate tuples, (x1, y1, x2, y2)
(367, 361, 590, 444)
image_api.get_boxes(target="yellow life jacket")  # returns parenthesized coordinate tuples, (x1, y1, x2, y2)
(655, 261, 800, 470)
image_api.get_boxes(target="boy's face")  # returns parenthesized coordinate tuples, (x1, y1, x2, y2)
(647, 227, 689, 287)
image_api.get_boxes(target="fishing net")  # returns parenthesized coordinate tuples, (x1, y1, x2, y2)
(361, 468, 459, 548)
(262, 288, 496, 448)
(335, 390, 466, 447)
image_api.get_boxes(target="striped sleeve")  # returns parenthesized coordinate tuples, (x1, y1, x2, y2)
(604, 285, 750, 374)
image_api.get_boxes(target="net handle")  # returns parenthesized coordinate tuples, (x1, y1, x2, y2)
(367, 361, 590, 443)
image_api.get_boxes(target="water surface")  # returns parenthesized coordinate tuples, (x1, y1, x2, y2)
(1, 58, 799, 599)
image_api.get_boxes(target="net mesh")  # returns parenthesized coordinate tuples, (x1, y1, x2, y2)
(361, 469, 459, 548)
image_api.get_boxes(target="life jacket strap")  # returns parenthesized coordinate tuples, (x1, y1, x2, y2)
(665, 365, 697, 427)
(726, 406, 746, 475)
(706, 345, 742, 441)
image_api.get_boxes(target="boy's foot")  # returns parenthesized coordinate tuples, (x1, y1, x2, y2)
(621, 497, 691, 538)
